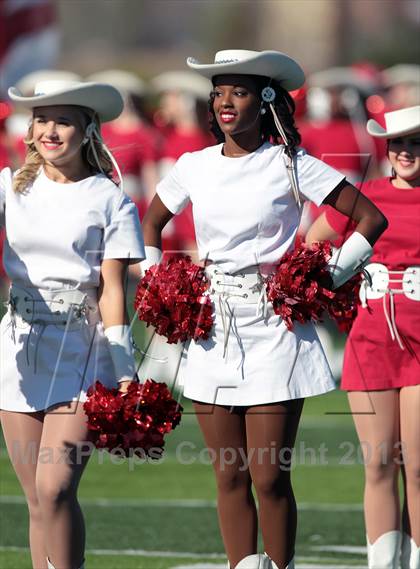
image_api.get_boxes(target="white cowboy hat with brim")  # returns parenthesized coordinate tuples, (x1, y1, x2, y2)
(151, 71, 212, 101)
(16, 70, 82, 97)
(186, 49, 305, 91)
(86, 69, 146, 97)
(367, 105, 420, 138)
(381, 64, 420, 87)
(308, 67, 376, 95)
(8, 79, 124, 122)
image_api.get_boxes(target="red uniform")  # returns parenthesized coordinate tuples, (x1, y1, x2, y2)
(101, 123, 159, 177)
(325, 178, 420, 390)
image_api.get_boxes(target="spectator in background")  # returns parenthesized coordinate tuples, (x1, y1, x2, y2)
(86, 69, 159, 209)
(382, 65, 420, 111)
(151, 71, 214, 254)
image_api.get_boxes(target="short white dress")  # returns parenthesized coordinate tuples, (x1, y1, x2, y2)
(156, 142, 345, 406)
(0, 167, 145, 412)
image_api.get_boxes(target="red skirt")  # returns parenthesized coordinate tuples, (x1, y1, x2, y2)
(341, 295, 420, 391)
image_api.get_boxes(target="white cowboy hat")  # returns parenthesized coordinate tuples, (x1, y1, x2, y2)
(8, 79, 124, 122)
(186, 49, 305, 91)
(381, 64, 420, 87)
(86, 69, 146, 97)
(366, 105, 420, 138)
(16, 70, 82, 96)
(150, 71, 212, 101)
(308, 67, 376, 95)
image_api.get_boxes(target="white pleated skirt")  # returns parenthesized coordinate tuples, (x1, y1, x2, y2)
(180, 298, 336, 406)
(0, 311, 116, 412)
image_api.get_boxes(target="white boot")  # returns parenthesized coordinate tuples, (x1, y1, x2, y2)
(231, 554, 271, 568)
(367, 531, 401, 568)
(47, 558, 85, 569)
(401, 533, 420, 569)
(263, 552, 295, 568)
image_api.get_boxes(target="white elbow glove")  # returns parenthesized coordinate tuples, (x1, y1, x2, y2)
(327, 231, 373, 289)
(140, 246, 162, 275)
(104, 324, 136, 383)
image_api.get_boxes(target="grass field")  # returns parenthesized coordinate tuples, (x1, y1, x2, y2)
(0, 296, 370, 568)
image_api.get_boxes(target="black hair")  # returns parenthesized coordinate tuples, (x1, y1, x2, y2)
(208, 75, 301, 159)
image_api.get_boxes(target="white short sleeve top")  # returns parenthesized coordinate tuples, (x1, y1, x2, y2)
(1, 167, 145, 289)
(157, 142, 345, 274)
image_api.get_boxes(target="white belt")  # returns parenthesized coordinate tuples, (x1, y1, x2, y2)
(7, 284, 99, 373)
(360, 263, 420, 350)
(206, 265, 268, 361)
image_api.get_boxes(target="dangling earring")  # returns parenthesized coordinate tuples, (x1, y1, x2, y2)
(391, 167, 396, 177)
(260, 107, 267, 115)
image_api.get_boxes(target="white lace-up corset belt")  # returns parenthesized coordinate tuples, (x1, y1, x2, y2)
(205, 265, 268, 359)
(360, 263, 420, 350)
(7, 284, 100, 373)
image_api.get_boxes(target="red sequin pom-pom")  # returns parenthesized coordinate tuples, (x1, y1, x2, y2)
(83, 380, 182, 457)
(134, 255, 213, 344)
(265, 239, 360, 332)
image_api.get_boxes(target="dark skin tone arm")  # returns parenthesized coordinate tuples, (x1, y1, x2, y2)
(322, 179, 388, 245)
(142, 195, 174, 248)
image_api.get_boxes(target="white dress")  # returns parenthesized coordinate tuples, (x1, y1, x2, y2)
(156, 142, 345, 405)
(0, 167, 145, 412)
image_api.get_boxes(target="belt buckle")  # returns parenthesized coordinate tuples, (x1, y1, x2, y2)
(403, 266, 420, 301)
(362, 263, 389, 300)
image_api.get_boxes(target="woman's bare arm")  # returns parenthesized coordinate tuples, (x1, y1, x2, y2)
(321, 180, 388, 245)
(305, 212, 339, 245)
(98, 259, 129, 328)
(142, 194, 174, 248)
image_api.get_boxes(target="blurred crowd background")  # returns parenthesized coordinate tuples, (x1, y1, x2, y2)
(0, 0, 419, 353)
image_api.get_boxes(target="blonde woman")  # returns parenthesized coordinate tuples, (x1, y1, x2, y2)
(0, 80, 145, 569)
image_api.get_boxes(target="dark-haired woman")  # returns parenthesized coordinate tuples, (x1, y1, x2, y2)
(141, 50, 388, 569)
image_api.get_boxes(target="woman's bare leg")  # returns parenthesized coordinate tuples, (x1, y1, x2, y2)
(400, 385, 420, 545)
(194, 402, 257, 568)
(35, 401, 93, 569)
(1, 410, 47, 568)
(348, 390, 401, 542)
(246, 399, 304, 568)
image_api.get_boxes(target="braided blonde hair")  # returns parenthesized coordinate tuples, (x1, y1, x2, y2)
(13, 108, 114, 194)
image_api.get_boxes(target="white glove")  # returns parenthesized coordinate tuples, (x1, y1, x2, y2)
(327, 231, 373, 289)
(104, 324, 136, 383)
(140, 246, 162, 275)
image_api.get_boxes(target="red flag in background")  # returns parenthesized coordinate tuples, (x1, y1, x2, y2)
(0, 0, 59, 97)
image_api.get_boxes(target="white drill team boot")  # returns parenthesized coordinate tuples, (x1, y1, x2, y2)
(263, 552, 295, 568)
(230, 553, 271, 568)
(367, 531, 401, 568)
(47, 558, 85, 569)
(401, 533, 420, 569)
